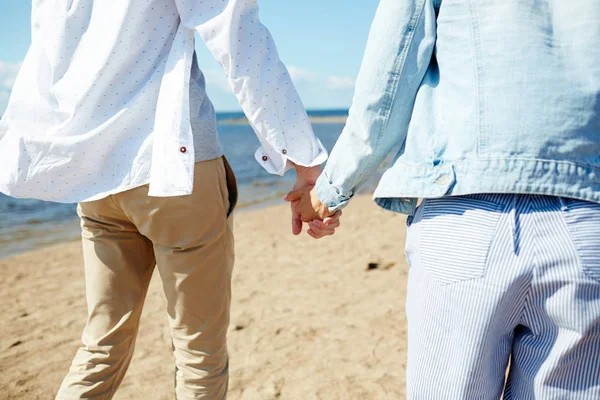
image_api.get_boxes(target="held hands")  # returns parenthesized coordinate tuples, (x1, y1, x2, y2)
(284, 165, 342, 239)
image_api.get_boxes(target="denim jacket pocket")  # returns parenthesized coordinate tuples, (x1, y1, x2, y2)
(416, 196, 503, 286)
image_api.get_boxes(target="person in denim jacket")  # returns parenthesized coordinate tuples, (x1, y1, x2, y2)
(287, 0, 600, 398)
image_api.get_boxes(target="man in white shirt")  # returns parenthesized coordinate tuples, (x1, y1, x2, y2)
(0, 1, 340, 398)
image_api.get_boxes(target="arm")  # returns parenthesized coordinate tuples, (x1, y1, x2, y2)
(175, 0, 327, 175)
(314, 0, 437, 211)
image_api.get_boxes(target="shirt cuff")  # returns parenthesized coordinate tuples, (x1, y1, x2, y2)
(254, 138, 328, 176)
(315, 171, 352, 212)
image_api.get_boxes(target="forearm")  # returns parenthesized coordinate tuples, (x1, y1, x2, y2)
(176, 0, 327, 175)
(315, 0, 437, 211)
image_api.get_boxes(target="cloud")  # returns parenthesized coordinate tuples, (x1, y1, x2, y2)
(287, 66, 319, 83)
(202, 69, 233, 94)
(0, 61, 355, 115)
(326, 75, 356, 90)
(0, 61, 22, 115)
(289, 67, 356, 90)
(0, 62, 22, 88)
(202, 66, 356, 110)
(0, 92, 9, 113)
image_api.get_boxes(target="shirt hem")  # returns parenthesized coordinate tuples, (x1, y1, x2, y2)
(372, 158, 600, 215)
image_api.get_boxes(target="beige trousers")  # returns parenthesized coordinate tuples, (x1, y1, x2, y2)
(56, 157, 237, 400)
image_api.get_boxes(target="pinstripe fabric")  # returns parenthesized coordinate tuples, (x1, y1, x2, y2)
(404, 194, 600, 399)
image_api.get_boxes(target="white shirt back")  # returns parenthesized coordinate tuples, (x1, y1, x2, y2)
(0, 0, 326, 203)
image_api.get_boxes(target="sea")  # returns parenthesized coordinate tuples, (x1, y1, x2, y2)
(0, 109, 391, 258)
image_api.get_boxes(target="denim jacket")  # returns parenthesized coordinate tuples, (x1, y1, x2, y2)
(315, 0, 600, 215)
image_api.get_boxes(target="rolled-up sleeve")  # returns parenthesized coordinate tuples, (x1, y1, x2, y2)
(175, 0, 327, 175)
(315, 0, 437, 210)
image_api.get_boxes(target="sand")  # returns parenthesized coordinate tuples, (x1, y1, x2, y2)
(0, 196, 408, 400)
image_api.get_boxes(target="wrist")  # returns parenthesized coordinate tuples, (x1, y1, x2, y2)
(294, 164, 321, 185)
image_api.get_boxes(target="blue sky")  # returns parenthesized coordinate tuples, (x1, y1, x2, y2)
(0, 1, 378, 113)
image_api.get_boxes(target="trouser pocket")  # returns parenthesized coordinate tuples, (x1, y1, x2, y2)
(561, 199, 600, 283)
(414, 196, 503, 286)
(222, 156, 238, 218)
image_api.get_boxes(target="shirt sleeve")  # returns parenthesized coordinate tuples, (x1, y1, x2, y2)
(174, 0, 327, 175)
(314, 0, 437, 211)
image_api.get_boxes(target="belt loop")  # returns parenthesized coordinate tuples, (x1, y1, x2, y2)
(558, 196, 568, 211)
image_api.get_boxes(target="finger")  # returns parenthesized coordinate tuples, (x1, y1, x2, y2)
(324, 210, 343, 222)
(292, 210, 303, 236)
(307, 229, 324, 240)
(283, 189, 303, 203)
(310, 219, 336, 232)
(308, 221, 336, 236)
(321, 219, 341, 229)
(310, 225, 335, 236)
(322, 215, 341, 226)
(292, 204, 315, 224)
(313, 219, 339, 231)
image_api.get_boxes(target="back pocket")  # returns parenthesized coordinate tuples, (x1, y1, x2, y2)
(562, 200, 600, 283)
(417, 196, 503, 286)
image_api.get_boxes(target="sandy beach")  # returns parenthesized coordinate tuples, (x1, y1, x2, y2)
(0, 195, 409, 400)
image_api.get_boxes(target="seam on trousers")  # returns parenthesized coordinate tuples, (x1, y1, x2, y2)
(514, 196, 536, 327)
(107, 273, 153, 400)
(481, 198, 512, 281)
(106, 334, 137, 399)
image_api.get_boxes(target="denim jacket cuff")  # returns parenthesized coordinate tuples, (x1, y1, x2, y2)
(315, 172, 351, 212)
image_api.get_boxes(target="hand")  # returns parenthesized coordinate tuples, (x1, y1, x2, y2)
(285, 164, 342, 238)
(284, 185, 333, 223)
(306, 211, 342, 239)
(288, 165, 321, 235)
(284, 184, 341, 239)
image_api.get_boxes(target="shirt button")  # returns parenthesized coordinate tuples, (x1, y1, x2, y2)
(180, 146, 187, 153)
(262, 155, 268, 161)
(282, 149, 287, 155)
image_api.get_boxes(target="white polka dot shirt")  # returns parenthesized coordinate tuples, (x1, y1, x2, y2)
(0, 0, 327, 203)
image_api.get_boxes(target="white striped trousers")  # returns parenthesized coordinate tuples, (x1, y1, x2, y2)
(405, 194, 600, 399)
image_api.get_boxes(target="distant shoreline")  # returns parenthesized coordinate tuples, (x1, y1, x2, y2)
(216, 109, 349, 126)
(0, 189, 281, 259)
(218, 115, 348, 126)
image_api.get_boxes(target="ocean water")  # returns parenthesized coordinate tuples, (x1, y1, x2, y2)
(0, 110, 388, 258)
